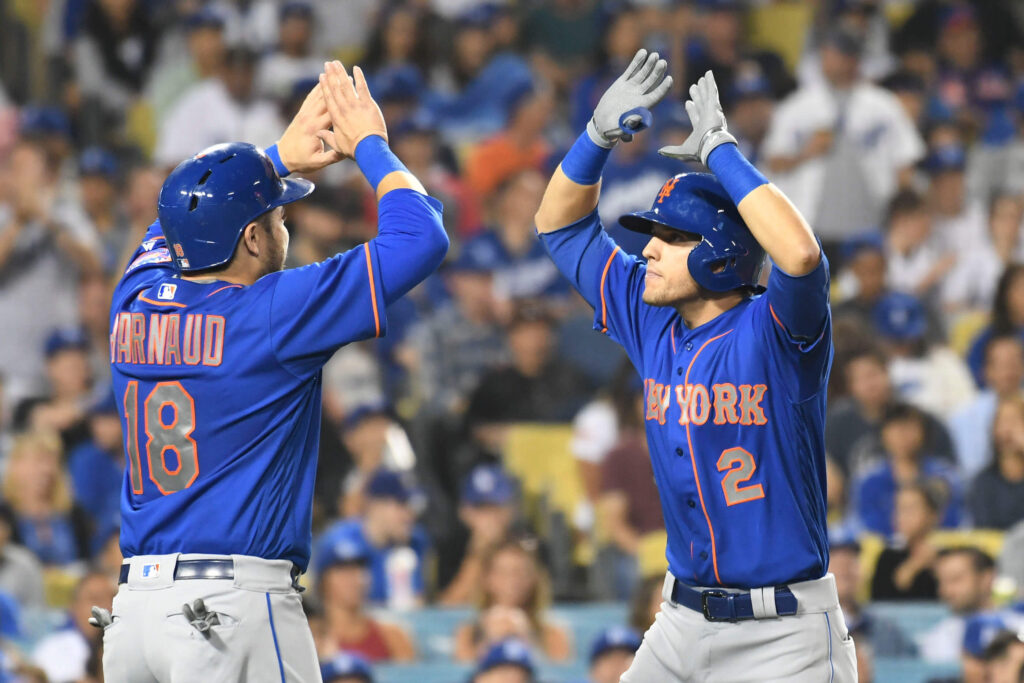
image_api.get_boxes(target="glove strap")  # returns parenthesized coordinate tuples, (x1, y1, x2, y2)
(586, 118, 617, 149)
(698, 126, 738, 166)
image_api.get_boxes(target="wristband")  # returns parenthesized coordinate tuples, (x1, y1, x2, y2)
(706, 143, 768, 206)
(265, 143, 290, 177)
(561, 131, 612, 185)
(354, 135, 408, 191)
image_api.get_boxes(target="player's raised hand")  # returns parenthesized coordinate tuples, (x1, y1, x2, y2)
(588, 48, 673, 148)
(276, 81, 345, 173)
(318, 61, 388, 158)
(658, 70, 737, 165)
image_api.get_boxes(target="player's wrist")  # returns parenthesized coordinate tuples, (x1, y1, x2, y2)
(706, 143, 767, 206)
(586, 118, 616, 149)
(265, 143, 291, 177)
(562, 130, 613, 186)
(354, 135, 409, 191)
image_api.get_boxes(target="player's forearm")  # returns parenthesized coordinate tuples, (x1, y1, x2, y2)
(707, 144, 820, 276)
(535, 132, 609, 233)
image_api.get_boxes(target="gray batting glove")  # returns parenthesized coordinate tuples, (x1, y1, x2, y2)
(658, 70, 737, 165)
(88, 606, 113, 629)
(587, 49, 673, 148)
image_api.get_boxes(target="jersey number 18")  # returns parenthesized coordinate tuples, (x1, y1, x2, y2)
(122, 380, 200, 495)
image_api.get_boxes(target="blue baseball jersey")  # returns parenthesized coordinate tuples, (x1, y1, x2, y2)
(540, 210, 833, 589)
(109, 190, 443, 571)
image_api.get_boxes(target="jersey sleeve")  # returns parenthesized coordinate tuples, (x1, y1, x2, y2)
(268, 240, 388, 377)
(756, 252, 832, 401)
(112, 220, 175, 307)
(538, 210, 660, 370)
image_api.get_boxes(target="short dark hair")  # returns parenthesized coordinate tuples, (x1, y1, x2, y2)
(983, 629, 1024, 661)
(898, 481, 942, 513)
(881, 402, 925, 429)
(885, 189, 927, 226)
(936, 546, 995, 574)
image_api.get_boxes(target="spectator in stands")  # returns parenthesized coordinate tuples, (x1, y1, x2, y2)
(569, 5, 644, 133)
(65, 148, 129, 275)
(830, 532, 917, 659)
(315, 469, 429, 610)
(430, 8, 534, 144)
(117, 164, 164, 271)
(870, 482, 941, 601)
(466, 303, 592, 433)
(628, 575, 665, 635)
(322, 404, 399, 519)
(154, 47, 282, 166)
(1, 430, 92, 566)
(463, 170, 568, 304)
(0, 141, 101, 405)
(833, 234, 888, 328)
(399, 246, 509, 418)
(950, 334, 1024, 478)
(984, 629, 1024, 683)
(882, 189, 952, 301)
(471, 638, 538, 683)
(31, 571, 115, 683)
(969, 396, 1024, 529)
(764, 26, 924, 257)
(917, 547, 997, 664)
(854, 403, 962, 537)
(464, 88, 553, 201)
(72, 0, 159, 138)
(441, 464, 522, 606)
(725, 64, 775, 166)
(255, 2, 323, 100)
(826, 348, 955, 476)
(14, 328, 94, 451)
(315, 532, 415, 662)
(67, 392, 123, 527)
(145, 9, 227, 122)
(967, 264, 1024, 387)
(587, 626, 641, 683)
(961, 612, 1024, 683)
(454, 537, 572, 662)
(597, 387, 662, 600)
(872, 292, 976, 420)
(0, 505, 44, 607)
(362, 3, 434, 79)
(320, 651, 375, 683)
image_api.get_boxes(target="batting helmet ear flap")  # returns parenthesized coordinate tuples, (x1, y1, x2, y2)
(158, 142, 314, 272)
(619, 173, 766, 294)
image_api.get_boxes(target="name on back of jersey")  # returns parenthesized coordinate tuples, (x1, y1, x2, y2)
(644, 378, 768, 427)
(110, 312, 225, 366)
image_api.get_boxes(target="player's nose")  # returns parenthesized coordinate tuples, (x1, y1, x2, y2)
(642, 236, 661, 261)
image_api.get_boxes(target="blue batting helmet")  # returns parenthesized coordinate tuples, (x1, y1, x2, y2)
(619, 173, 766, 293)
(157, 142, 313, 271)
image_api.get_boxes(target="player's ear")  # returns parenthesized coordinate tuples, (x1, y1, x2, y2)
(241, 222, 261, 258)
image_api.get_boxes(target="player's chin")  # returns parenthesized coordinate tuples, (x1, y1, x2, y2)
(642, 286, 668, 307)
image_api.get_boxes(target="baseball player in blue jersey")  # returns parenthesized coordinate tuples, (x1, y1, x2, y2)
(98, 62, 448, 681)
(535, 49, 856, 681)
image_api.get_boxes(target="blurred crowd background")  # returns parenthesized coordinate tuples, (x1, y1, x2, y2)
(1, 0, 1024, 681)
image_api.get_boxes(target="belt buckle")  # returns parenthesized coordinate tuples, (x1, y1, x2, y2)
(700, 589, 732, 621)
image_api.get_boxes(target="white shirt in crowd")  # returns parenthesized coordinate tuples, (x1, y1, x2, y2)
(888, 348, 976, 421)
(763, 80, 924, 239)
(154, 79, 283, 166)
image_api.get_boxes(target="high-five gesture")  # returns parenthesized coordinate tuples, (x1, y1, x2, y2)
(318, 61, 389, 158)
(658, 70, 736, 165)
(588, 48, 673, 148)
(276, 82, 345, 173)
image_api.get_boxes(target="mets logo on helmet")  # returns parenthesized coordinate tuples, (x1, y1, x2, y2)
(657, 177, 680, 204)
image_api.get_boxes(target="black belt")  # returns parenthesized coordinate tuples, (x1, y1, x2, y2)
(670, 577, 799, 622)
(119, 559, 302, 590)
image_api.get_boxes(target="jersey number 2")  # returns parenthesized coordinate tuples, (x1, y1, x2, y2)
(123, 381, 200, 495)
(716, 447, 765, 506)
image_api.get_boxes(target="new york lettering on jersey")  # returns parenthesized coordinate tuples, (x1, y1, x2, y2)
(540, 212, 832, 590)
(109, 218, 390, 571)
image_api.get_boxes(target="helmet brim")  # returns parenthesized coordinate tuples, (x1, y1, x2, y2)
(618, 210, 660, 235)
(273, 177, 315, 209)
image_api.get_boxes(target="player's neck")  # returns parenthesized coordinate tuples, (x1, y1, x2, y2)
(675, 293, 745, 329)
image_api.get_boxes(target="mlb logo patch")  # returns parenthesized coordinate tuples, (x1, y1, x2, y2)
(180, 258, 190, 269)
(157, 283, 177, 300)
(141, 563, 160, 579)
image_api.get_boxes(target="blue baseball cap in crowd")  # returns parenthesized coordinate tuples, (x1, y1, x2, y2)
(373, 65, 424, 104)
(474, 639, 537, 678)
(841, 232, 884, 262)
(390, 110, 438, 143)
(964, 613, 1013, 658)
(184, 7, 226, 31)
(457, 3, 499, 29)
(44, 327, 90, 358)
(342, 401, 393, 431)
(90, 388, 119, 416)
(19, 106, 71, 139)
(321, 651, 374, 682)
(279, 1, 313, 20)
(315, 525, 371, 575)
(730, 70, 772, 102)
(589, 626, 642, 663)
(79, 146, 119, 179)
(872, 292, 927, 341)
(923, 144, 967, 174)
(365, 469, 417, 504)
(461, 464, 517, 506)
(448, 238, 503, 274)
(827, 523, 862, 553)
